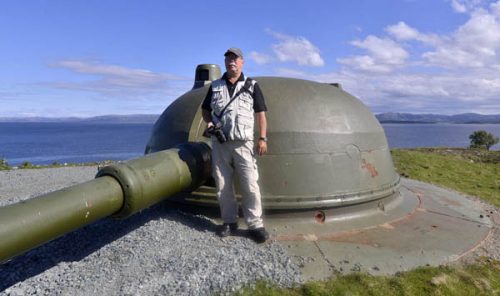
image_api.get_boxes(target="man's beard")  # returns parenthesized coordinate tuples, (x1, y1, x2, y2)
(226, 64, 239, 77)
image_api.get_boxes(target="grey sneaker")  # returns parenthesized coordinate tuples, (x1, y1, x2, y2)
(248, 227, 269, 243)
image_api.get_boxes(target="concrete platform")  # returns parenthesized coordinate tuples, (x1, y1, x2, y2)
(264, 178, 493, 281)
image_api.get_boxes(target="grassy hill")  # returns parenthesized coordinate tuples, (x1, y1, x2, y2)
(391, 148, 499, 207)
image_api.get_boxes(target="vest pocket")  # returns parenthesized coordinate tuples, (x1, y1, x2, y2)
(239, 94, 253, 111)
(211, 90, 225, 114)
(236, 113, 254, 140)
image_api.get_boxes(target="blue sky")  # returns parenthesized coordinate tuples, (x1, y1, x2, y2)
(1, 0, 499, 117)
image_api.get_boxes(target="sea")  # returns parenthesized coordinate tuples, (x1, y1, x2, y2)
(0, 122, 499, 166)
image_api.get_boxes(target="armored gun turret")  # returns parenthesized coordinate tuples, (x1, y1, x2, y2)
(146, 64, 400, 214)
(0, 64, 401, 263)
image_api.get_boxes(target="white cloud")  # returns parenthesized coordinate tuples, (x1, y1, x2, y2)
(337, 55, 395, 73)
(51, 60, 181, 86)
(0, 90, 21, 101)
(266, 30, 325, 67)
(386, 22, 441, 45)
(273, 67, 307, 78)
(249, 4, 500, 114)
(351, 36, 409, 64)
(423, 48, 482, 68)
(455, 10, 500, 54)
(423, 7, 500, 68)
(492, 1, 500, 15)
(249, 51, 271, 65)
(307, 68, 500, 114)
(449, 0, 485, 13)
(336, 1, 500, 113)
(337, 36, 408, 73)
(386, 22, 420, 40)
(451, 0, 468, 13)
(282, 2, 500, 114)
(48, 60, 188, 98)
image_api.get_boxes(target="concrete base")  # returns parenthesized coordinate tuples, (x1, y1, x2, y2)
(264, 178, 492, 281)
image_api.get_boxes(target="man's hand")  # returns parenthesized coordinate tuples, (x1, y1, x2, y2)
(202, 109, 213, 127)
(256, 139, 267, 156)
(255, 112, 267, 156)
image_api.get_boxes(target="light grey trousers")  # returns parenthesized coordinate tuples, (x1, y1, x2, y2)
(211, 139, 264, 229)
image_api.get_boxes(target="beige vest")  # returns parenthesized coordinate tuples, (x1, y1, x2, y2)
(210, 77, 256, 141)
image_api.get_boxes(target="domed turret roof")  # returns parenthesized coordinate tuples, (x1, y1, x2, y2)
(146, 76, 399, 211)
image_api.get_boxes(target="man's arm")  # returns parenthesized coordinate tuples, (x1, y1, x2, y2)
(201, 87, 214, 128)
(202, 109, 214, 128)
(255, 111, 267, 156)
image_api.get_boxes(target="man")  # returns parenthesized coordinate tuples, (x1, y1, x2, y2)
(201, 47, 269, 243)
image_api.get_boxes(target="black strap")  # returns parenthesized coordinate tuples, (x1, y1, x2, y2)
(214, 78, 253, 120)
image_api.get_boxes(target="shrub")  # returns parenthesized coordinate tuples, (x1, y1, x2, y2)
(0, 158, 10, 170)
(469, 130, 499, 150)
(21, 161, 34, 168)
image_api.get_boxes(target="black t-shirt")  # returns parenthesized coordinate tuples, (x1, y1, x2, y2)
(201, 73, 267, 113)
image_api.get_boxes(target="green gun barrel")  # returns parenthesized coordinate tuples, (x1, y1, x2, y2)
(0, 142, 211, 263)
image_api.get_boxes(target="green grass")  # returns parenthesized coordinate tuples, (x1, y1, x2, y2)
(235, 148, 500, 296)
(236, 259, 500, 296)
(391, 148, 499, 207)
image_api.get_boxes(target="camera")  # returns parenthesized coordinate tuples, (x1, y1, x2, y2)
(207, 123, 227, 143)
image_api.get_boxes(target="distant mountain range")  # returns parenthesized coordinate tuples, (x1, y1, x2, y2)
(376, 113, 500, 124)
(0, 113, 499, 124)
(0, 114, 160, 123)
